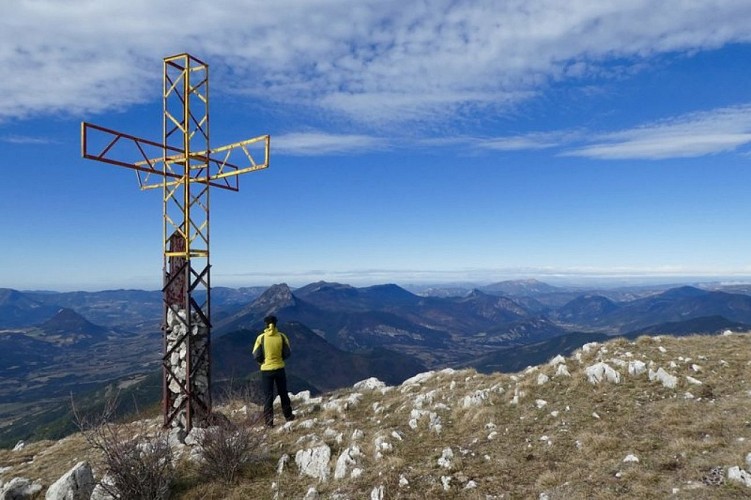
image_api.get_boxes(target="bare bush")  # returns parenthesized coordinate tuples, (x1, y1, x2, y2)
(196, 412, 265, 484)
(72, 395, 174, 500)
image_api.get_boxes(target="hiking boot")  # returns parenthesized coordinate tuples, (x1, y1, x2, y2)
(285, 414, 296, 422)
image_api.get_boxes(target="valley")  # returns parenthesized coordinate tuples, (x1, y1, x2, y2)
(1, 279, 751, 447)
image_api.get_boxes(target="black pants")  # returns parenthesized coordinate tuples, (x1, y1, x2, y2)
(261, 368, 293, 425)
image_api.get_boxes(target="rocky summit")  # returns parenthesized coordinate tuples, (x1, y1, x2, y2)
(2, 332, 751, 499)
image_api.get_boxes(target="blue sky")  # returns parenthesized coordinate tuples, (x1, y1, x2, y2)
(3, 0, 751, 291)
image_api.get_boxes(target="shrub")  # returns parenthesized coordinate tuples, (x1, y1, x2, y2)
(73, 395, 174, 499)
(196, 413, 265, 484)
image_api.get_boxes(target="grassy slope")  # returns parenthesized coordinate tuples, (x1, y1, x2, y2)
(2, 333, 751, 499)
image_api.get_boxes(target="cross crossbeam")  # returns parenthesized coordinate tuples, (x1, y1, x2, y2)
(81, 122, 269, 191)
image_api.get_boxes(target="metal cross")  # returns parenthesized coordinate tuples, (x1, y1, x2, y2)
(81, 53, 270, 432)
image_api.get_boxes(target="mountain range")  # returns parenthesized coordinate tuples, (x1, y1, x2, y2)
(1, 279, 751, 447)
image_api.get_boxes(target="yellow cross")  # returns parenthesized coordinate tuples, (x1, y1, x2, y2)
(81, 53, 270, 432)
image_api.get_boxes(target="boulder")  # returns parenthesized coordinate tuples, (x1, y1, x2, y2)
(295, 444, 331, 481)
(45, 461, 94, 500)
(0, 477, 43, 499)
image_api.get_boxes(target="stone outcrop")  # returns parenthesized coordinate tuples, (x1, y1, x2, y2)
(44, 461, 94, 500)
(0, 477, 42, 499)
(295, 445, 331, 481)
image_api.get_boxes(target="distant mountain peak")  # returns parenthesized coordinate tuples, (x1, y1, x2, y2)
(296, 281, 354, 296)
(0, 288, 23, 304)
(659, 286, 708, 299)
(480, 279, 560, 296)
(252, 283, 297, 312)
(361, 283, 415, 298)
(40, 308, 106, 336)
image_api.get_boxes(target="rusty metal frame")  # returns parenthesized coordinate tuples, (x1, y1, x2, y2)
(80, 52, 270, 433)
(81, 122, 269, 192)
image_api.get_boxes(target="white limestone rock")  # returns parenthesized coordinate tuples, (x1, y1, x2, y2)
(353, 377, 387, 391)
(401, 371, 436, 387)
(322, 393, 363, 413)
(460, 390, 490, 408)
(298, 419, 317, 430)
(441, 475, 451, 491)
(45, 461, 94, 500)
(89, 474, 116, 500)
(429, 412, 443, 434)
(290, 390, 323, 405)
(295, 444, 331, 481)
(373, 436, 392, 460)
(437, 447, 454, 469)
(628, 360, 647, 376)
(408, 409, 425, 429)
(183, 427, 208, 447)
(649, 367, 678, 389)
(581, 342, 600, 354)
(585, 362, 620, 384)
(728, 466, 751, 487)
(334, 445, 362, 480)
(413, 390, 438, 409)
(323, 428, 342, 443)
(277, 454, 290, 475)
(0, 477, 42, 499)
(548, 355, 566, 366)
(555, 364, 570, 377)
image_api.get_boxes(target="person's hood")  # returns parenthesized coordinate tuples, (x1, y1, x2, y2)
(264, 324, 279, 336)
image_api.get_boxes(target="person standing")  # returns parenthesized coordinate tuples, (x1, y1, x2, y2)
(252, 315, 295, 427)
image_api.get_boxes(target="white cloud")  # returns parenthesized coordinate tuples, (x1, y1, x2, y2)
(274, 131, 387, 156)
(475, 131, 580, 151)
(0, 134, 58, 145)
(564, 105, 751, 159)
(2, 0, 751, 126)
(462, 105, 751, 159)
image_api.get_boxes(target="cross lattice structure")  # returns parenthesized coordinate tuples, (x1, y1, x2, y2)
(81, 53, 270, 432)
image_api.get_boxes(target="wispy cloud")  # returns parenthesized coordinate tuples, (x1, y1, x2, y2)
(3, 1, 751, 127)
(462, 105, 751, 160)
(474, 131, 580, 152)
(0, 134, 59, 145)
(564, 105, 751, 159)
(274, 132, 387, 156)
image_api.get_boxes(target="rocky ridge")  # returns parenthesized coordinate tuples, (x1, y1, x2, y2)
(2, 332, 751, 498)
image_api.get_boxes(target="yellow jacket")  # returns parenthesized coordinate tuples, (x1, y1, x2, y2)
(252, 324, 291, 371)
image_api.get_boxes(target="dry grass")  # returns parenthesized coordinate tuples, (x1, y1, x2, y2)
(3, 333, 751, 499)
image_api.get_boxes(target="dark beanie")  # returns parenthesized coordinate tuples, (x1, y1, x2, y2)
(264, 315, 277, 326)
